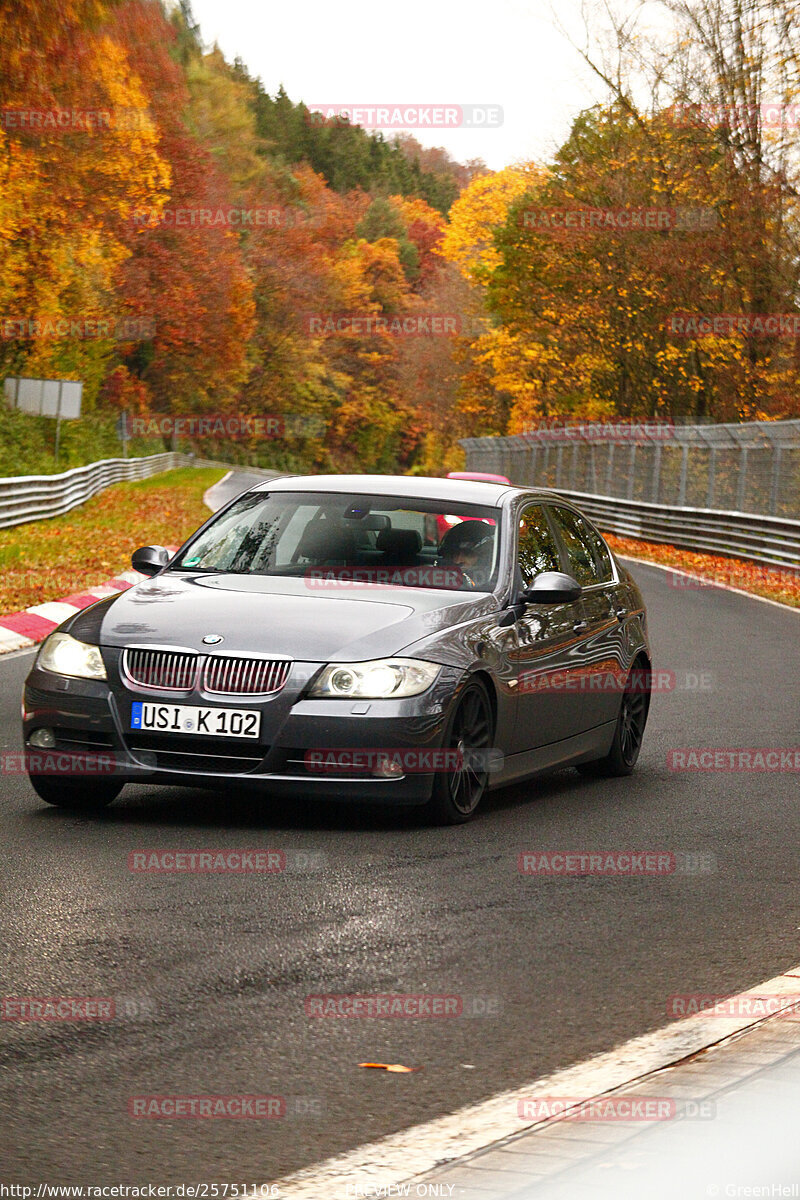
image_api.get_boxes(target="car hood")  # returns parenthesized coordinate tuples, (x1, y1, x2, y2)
(85, 572, 497, 662)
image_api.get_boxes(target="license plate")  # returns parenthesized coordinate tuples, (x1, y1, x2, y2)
(130, 702, 261, 739)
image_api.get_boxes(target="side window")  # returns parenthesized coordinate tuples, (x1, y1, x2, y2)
(581, 521, 614, 583)
(517, 505, 561, 585)
(548, 507, 613, 586)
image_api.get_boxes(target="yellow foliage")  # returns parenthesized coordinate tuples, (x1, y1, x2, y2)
(439, 164, 547, 285)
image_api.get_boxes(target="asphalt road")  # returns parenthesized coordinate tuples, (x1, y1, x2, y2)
(2, 560, 799, 1184)
(204, 470, 276, 512)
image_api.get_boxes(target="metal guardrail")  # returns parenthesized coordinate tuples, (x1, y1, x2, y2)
(461, 422, 800, 570)
(186, 456, 280, 478)
(4, 447, 797, 572)
(0, 454, 286, 531)
(462, 419, 800, 519)
(551, 489, 800, 571)
(0, 453, 187, 530)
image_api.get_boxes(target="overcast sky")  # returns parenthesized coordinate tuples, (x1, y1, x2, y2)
(188, 0, 612, 170)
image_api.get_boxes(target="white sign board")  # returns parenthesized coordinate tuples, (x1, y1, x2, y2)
(3, 377, 83, 419)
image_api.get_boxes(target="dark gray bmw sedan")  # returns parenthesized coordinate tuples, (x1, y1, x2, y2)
(22, 474, 651, 823)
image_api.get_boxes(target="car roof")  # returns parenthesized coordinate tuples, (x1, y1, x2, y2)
(251, 473, 556, 506)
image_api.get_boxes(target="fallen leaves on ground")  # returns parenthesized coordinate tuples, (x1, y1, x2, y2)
(358, 1063, 422, 1073)
(0, 468, 225, 615)
(603, 532, 800, 610)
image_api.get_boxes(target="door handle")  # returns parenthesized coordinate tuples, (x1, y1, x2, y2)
(614, 606, 626, 621)
(573, 620, 588, 634)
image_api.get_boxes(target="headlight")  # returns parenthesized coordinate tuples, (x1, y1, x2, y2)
(308, 658, 440, 699)
(37, 633, 107, 680)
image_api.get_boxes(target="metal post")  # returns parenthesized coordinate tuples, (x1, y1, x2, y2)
(769, 447, 783, 515)
(677, 444, 689, 507)
(556, 444, 564, 488)
(54, 380, 64, 466)
(651, 444, 662, 504)
(530, 445, 539, 486)
(571, 443, 579, 490)
(605, 443, 615, 495)
(589, 444, 598, 493)
(736, 447, 748, 511)
(706, 448, 717, 508)
(627, 444, 636, 499)
(543, 445, 550, 486)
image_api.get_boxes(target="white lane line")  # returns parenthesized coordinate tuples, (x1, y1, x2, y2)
(24, 602, 81, 624)
(618, 554, 800, 614)
(272, 967, 800, 1198)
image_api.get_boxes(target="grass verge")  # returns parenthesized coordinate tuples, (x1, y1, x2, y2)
(604, 531, 800, 610)
(0, 467, 224, 614)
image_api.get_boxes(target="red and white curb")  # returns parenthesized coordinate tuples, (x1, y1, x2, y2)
(0, 550, 179, 656)
(0, 467, 253, 657)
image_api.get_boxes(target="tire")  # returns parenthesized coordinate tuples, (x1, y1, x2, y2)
(28, 774, 122, 810)
(577, 661, 651, 778)
(427, 678, 494, 825)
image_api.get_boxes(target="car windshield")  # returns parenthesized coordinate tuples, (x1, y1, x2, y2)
(170, 490, 502, 591)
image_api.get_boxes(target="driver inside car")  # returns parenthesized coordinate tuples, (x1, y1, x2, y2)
(438, 521, 495, 587)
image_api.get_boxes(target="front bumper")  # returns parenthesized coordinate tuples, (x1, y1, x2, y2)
(22, 656, 463, 806)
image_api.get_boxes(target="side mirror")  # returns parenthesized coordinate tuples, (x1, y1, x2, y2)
(132, 545, 171, 576)
(522, 571, 582, 604)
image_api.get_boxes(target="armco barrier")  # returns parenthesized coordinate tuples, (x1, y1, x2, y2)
(8, 448, 796, 572)
(461, 420, 800, 518)
(552, 489, 800, 571)
(0, 455, 284, 531)
(0, 453, 187, 530)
